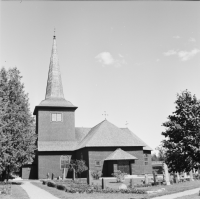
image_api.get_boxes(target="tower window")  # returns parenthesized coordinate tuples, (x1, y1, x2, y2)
(51, 113, 62, 122)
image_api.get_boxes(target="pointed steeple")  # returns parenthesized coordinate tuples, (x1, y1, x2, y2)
(45, 32, 64, 99)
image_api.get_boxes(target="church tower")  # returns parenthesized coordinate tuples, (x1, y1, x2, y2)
(33, 33, 77, 142)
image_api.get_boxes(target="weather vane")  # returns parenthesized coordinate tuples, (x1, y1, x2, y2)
(102, 111, 108, 120)
(125, 121, 128, 127)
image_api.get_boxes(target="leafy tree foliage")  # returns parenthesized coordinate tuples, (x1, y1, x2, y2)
(66, 159, 88, 178)
(0, 67, 37, 181)
(161, 90, 200, 173)
(151, 153, 159, 161)
(151, 145, 166, 161)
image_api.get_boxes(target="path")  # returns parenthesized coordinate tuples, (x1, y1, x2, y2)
(20, 181, 59, 199)
(152, 188, 200, 199)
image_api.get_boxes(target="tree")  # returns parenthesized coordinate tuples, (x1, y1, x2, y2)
(0, 67, 37, 181)
(151, 145, 166, 161)
(155, 144, 166, 161)
(66, 159, 88, 179)
(161, 90, 200, 173)
(151, 153, 159, 161)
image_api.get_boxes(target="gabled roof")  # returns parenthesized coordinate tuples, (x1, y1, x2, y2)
(105, 148, 138, 160)
(121, 128, 153, 151)
(75, 127, 91, 142)
(76, 120, 146, 150)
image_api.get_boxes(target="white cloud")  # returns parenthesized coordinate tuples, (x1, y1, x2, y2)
(163, 50, 177, 56)
(173, 36, 181, 39)
(95, 52, 126, 68)
(189, 37, 196, 42)
(163, 48, 200, 61)
(95, 52, 115, 65)
(178, 49, 200, 61)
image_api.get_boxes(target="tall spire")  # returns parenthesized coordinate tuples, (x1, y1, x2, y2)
(45, 32, 64, 99)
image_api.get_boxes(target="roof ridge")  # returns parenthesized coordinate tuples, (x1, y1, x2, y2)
(76, 120, 106, 148)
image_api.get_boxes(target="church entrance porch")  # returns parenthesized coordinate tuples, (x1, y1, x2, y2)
(117, 160, 130, 174)
(103, 148, 138, 176)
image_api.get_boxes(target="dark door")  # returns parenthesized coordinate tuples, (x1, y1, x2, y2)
(118, 160, 130, 174)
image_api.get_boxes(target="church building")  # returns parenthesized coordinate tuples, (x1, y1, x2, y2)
(28, 34, 152, 179)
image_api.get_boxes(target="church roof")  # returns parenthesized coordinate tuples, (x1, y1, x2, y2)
(37, 123, 152, 151)
(104, 148, 138, 161)
(76, 120, 146, 149)
(121, 128, 153, 151)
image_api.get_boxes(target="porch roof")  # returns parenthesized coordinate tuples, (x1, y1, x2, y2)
(104, 148, 138, 161)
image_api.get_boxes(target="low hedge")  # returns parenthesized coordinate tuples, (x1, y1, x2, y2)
(47, 181, 57, 188)
(41, 180, 48, 185)
(65, 185, 146, 194)
(56, 184, 67, 191)
(42, 180, 146, 194)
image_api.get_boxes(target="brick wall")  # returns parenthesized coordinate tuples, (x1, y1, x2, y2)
(38, 151, 75, 179)
(38, 107, 76, 141)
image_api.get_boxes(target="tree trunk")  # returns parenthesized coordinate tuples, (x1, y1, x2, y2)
(0, 170, 7, 181)
(6, 166, 10, 182)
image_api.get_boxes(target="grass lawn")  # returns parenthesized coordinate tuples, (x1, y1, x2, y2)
(32, 181, 149, 199)
(31, 179, 200, 199)
(0, 182, 29, 199)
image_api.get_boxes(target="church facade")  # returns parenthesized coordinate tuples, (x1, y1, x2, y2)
(26, 35, 152, 179)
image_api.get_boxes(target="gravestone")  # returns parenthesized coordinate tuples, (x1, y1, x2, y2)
(145, 174, 149, 184)
(130, 178, 134, 188)
(47, 173, 50, 179)
(184, 172, 187, 179)
(153, 171, 157, 185)
(163, 163, 170, 185)
(52, 173, 54, 180)
(176, 172, 180, 182)
(190, 171, 194, 181)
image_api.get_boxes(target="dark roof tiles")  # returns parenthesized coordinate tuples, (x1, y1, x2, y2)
(76, 120, 146, 149)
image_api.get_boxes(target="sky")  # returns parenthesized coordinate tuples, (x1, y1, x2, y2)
(1, 1, 200, 153)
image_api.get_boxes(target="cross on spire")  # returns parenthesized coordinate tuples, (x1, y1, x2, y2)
(53, 28, 56, 39)
(125, 121, 128, 128)
(102, 111, 108, 120)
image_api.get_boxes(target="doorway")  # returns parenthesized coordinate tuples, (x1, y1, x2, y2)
(117, 160, 130, 174)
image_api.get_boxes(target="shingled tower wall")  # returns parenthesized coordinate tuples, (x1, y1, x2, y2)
(34, 34, 77, 142)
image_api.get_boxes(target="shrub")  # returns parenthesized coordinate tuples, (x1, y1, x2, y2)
(91, 170, 102, 180)
(47, 181, 57, 188)
(56, 184, 66, 191)
(41, 180, 48, 185)
(112, 170, 127, 182)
